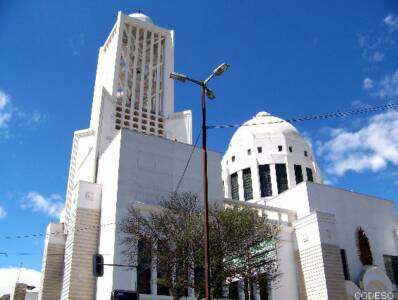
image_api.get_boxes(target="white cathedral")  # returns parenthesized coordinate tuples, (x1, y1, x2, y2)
(37, 11, 398, 300)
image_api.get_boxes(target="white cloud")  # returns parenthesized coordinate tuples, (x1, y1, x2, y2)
(67, 33, 85, 56)
(0, 267, 41, 296)
(371, 51, 384, 62)
(377, 69, 398, 99)
(363, 77, 374, 90)
(358, 14, 398, 64)
(384, 14, 398, 33)
(21, 192, 64, 218)
(0, 89, 45, 139)
(317, 111, 398, 176)
(0, 90, 12, 129)
(0, 206, 6, 219)
(0, 90, 9, 110)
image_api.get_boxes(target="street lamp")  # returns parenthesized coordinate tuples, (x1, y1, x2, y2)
(170, 63, 230, 300)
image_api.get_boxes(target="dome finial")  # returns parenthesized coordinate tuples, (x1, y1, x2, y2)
(256, 111, 271, 117)
(129, 11, 154, 24)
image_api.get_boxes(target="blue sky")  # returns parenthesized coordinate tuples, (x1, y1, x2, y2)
(0, 0, 398, 293)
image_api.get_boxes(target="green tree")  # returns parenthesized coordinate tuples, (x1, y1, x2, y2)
(120, 192, 202, 300)
(205, 203, 280, 300)
(120, 193, 280, 300)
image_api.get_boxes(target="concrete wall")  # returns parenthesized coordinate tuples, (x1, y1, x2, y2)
(61, 182, 102, 300)
(293, 211, 346, 300)
(39, 223, 65, 300)
(270, 227, 300, 300)
(269, 182, 398, 291)
(96, 129, 224, 299)
(305, 183, 398, 284)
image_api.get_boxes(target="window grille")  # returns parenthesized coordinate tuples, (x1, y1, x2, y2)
(242, 168, 253, 201)
(259, 165, 272, 197)
(230, 173, 239, 200)
(294, 165, 303, 184)
(306, 168, 314, 182)
(276, 164, 288, 194)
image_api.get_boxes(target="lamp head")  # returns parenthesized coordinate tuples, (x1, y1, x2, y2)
(213, 63, 230, 76)
(206, 88, 216, 100)
(170, 72, 187, 82)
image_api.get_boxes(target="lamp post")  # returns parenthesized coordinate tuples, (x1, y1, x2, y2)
(170, 63, 229, 300)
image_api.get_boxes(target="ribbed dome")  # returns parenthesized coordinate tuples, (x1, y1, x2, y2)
(221, 111, 322, 202)
(230, 112, 300, 146)
(129, 12, 153, 24)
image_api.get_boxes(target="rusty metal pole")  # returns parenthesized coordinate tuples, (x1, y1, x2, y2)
(201, 83, 211, 300)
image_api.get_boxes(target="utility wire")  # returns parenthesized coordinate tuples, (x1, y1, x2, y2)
(2, 100, 398, 241)
(207, 101, 398, 129)
(174, 131, 202, 193)
(2, 133, 202, 240)
(1, 221, 119, 240)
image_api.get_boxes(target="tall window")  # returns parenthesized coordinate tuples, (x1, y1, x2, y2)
(340, 249, 350, 280)
(228, 281, 239, 300)
(259, 165, 272, 197)
(138, 240, 151, 294)
(306, 167, 314, 182)
(294, 165, 303, 184)
(230, 173, 239, 200)
(276, 164, 288, 194)
(242, 168, 253, 201)
(259, 275, 269, 300)
(384, 255, 398, 285)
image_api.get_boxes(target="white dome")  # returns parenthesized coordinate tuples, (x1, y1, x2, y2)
(229, 111, 300, 147)
(129, 12, 153, 24)
(222, 111, 322, 203)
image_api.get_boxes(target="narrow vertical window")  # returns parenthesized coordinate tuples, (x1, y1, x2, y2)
(340, 249, 350, 280)
(257, 147, 262, 153)
(289, 146, 293, 152)
(230, 173, 239, 200)
(231, 156, 235, 162)
(294, 165, 303, 184)
(304, 150, 308, 157)
(259, 275, 269, 300)
(247, 149, 251, 155)
(259, 165, 272, 197)
(138, 239, 151, 294)
(306, 168, 314, 182)
(228, 281, 239, 300)
(278, 145, 283, 152)
(276, 164, 288, 194)
(384, 255, 398, 285)
(242, 168, 253, 201)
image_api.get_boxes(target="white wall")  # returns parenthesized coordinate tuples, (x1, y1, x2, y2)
(271, 227, 300, 300)
(269, 182, 398, 285)
(96, 129, 224, 299)
(306, 183, 398, 283)
(164, 110, 192, 144)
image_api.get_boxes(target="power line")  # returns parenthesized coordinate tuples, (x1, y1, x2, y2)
(207, 101, 398, 130)
(3, 100, 397, 241)
(1, 222, 118, 240)
(174, 131, 202, 193)
(1, 133, 203, 241)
